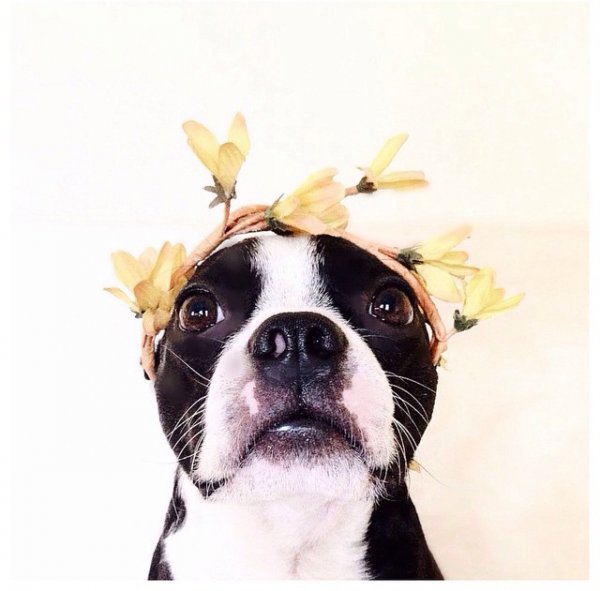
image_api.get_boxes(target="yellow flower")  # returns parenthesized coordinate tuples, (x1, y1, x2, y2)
(266, 168, 349, 235)
(182, 112, 250, 205)
(396, 226, 478, 302)
(408, 459, 421, 472)
(358, 134, 427, 192)
(454, 268, 524, 331)
(105, 242, 187, 336)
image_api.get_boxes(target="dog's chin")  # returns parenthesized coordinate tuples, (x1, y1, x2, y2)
(211, 451, 375, 503)
(195, 419, 376, 503)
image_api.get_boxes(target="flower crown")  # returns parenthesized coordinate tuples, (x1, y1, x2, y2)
(106, 113, 524, 380)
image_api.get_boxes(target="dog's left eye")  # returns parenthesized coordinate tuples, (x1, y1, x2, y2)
(369, 286, 414, 325)
(178, 292, 224, 333)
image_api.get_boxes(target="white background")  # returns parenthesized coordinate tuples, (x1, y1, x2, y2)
(10, 0, 588, 581)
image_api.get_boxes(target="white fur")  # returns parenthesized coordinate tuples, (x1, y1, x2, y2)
(163, 469, 374, 579)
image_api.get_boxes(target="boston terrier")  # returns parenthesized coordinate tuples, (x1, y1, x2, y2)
(147, 232, 443, 579)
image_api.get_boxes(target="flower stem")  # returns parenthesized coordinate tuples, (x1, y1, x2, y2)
(220, 200, 231, 237)
(224, 210, 268, 238)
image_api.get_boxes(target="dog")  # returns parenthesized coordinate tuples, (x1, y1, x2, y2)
(147, 232, 443, 579)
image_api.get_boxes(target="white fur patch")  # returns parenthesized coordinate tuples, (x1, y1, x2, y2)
(163, 470, 373, 579)
(241, 380, 258, 415)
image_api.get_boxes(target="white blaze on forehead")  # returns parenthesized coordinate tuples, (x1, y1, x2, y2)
(253, 235, 329, 311)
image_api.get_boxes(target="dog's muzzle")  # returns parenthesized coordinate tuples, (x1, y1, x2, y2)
(242, 312, 361, 461)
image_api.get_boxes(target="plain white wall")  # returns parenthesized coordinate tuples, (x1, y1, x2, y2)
(10, 1, 588, 580)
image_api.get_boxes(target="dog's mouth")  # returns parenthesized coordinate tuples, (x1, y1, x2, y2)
(240, 412, 364, 463)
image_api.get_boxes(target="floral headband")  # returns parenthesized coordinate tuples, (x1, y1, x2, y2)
(106, 113, 524, 380)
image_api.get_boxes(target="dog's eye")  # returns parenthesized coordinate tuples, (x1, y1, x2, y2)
(179, 292, 224, 332)
(369, 287, 414, 325)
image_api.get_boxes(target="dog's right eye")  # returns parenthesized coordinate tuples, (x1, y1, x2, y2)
(178, 292, 224, 333)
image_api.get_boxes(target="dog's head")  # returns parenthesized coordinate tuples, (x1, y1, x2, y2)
(153, 233, 438, 501)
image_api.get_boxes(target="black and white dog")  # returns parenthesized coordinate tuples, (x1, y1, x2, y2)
(148, 233, 442, 579)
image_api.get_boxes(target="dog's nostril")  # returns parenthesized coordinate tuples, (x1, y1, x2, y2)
(251, 327, 288, 359)
(306, 325, 346, 359)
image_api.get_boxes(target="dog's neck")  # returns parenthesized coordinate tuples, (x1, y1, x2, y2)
(162, 470, 374, 579)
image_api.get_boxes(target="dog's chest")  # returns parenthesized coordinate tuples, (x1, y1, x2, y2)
(163, 478, 373, 579)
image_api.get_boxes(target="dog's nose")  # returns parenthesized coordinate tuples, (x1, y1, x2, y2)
(249, 312, 347, 372)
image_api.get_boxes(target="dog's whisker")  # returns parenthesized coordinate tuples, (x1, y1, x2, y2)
(392, 423, 408, 479)
(164, 346, 212, 385)
(391, 415, 419, 451)
(389, 389, 430, 425)
(171, 409, 208, 460)
(391, 416, 419, 453)
(171, 420, 204, 461)
(392, 398, 424, 436)
(384, 371, 437, 395)
(387, 382, 429, 416)
(356, 331, 406, 346)
(166, 396, 208, 440)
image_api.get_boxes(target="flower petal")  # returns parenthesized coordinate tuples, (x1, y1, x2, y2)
(377, 178, 428, 191)
(161, 276, 187, 311)
(134, 280, 162, 311)
(369, 134, 408, 176)
(227, 112, 250, 157)
(475, 292, 525, 320)
(294, 168, 338, 194)
(462, 268, 495, 317)
(150, 242, 175, 292)
(279, 212, 328, 235)
(298, 182, 346, 211)
(153, 307, 172, 332)
(416, 263, 464, 302)
(104, 287, 140, 313)
(488, 287, 506, 307)
(271, 194, 300, 219)
(417, 225, 472, 260)
(377, 171, 425, 183)
(319, 203, 349, 230)
(408, 459, 421, 472)
(137, 247, 158, 278)
(111, 251, 145, 291)
(182, 120, 220, 175)
(169, 243, 187, 288)
(217, 142, 245, 195)
(440, 250, 469, 265)
(428, 260, 479, 277)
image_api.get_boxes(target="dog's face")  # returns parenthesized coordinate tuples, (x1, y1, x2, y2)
(154, 234, 438, 501)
